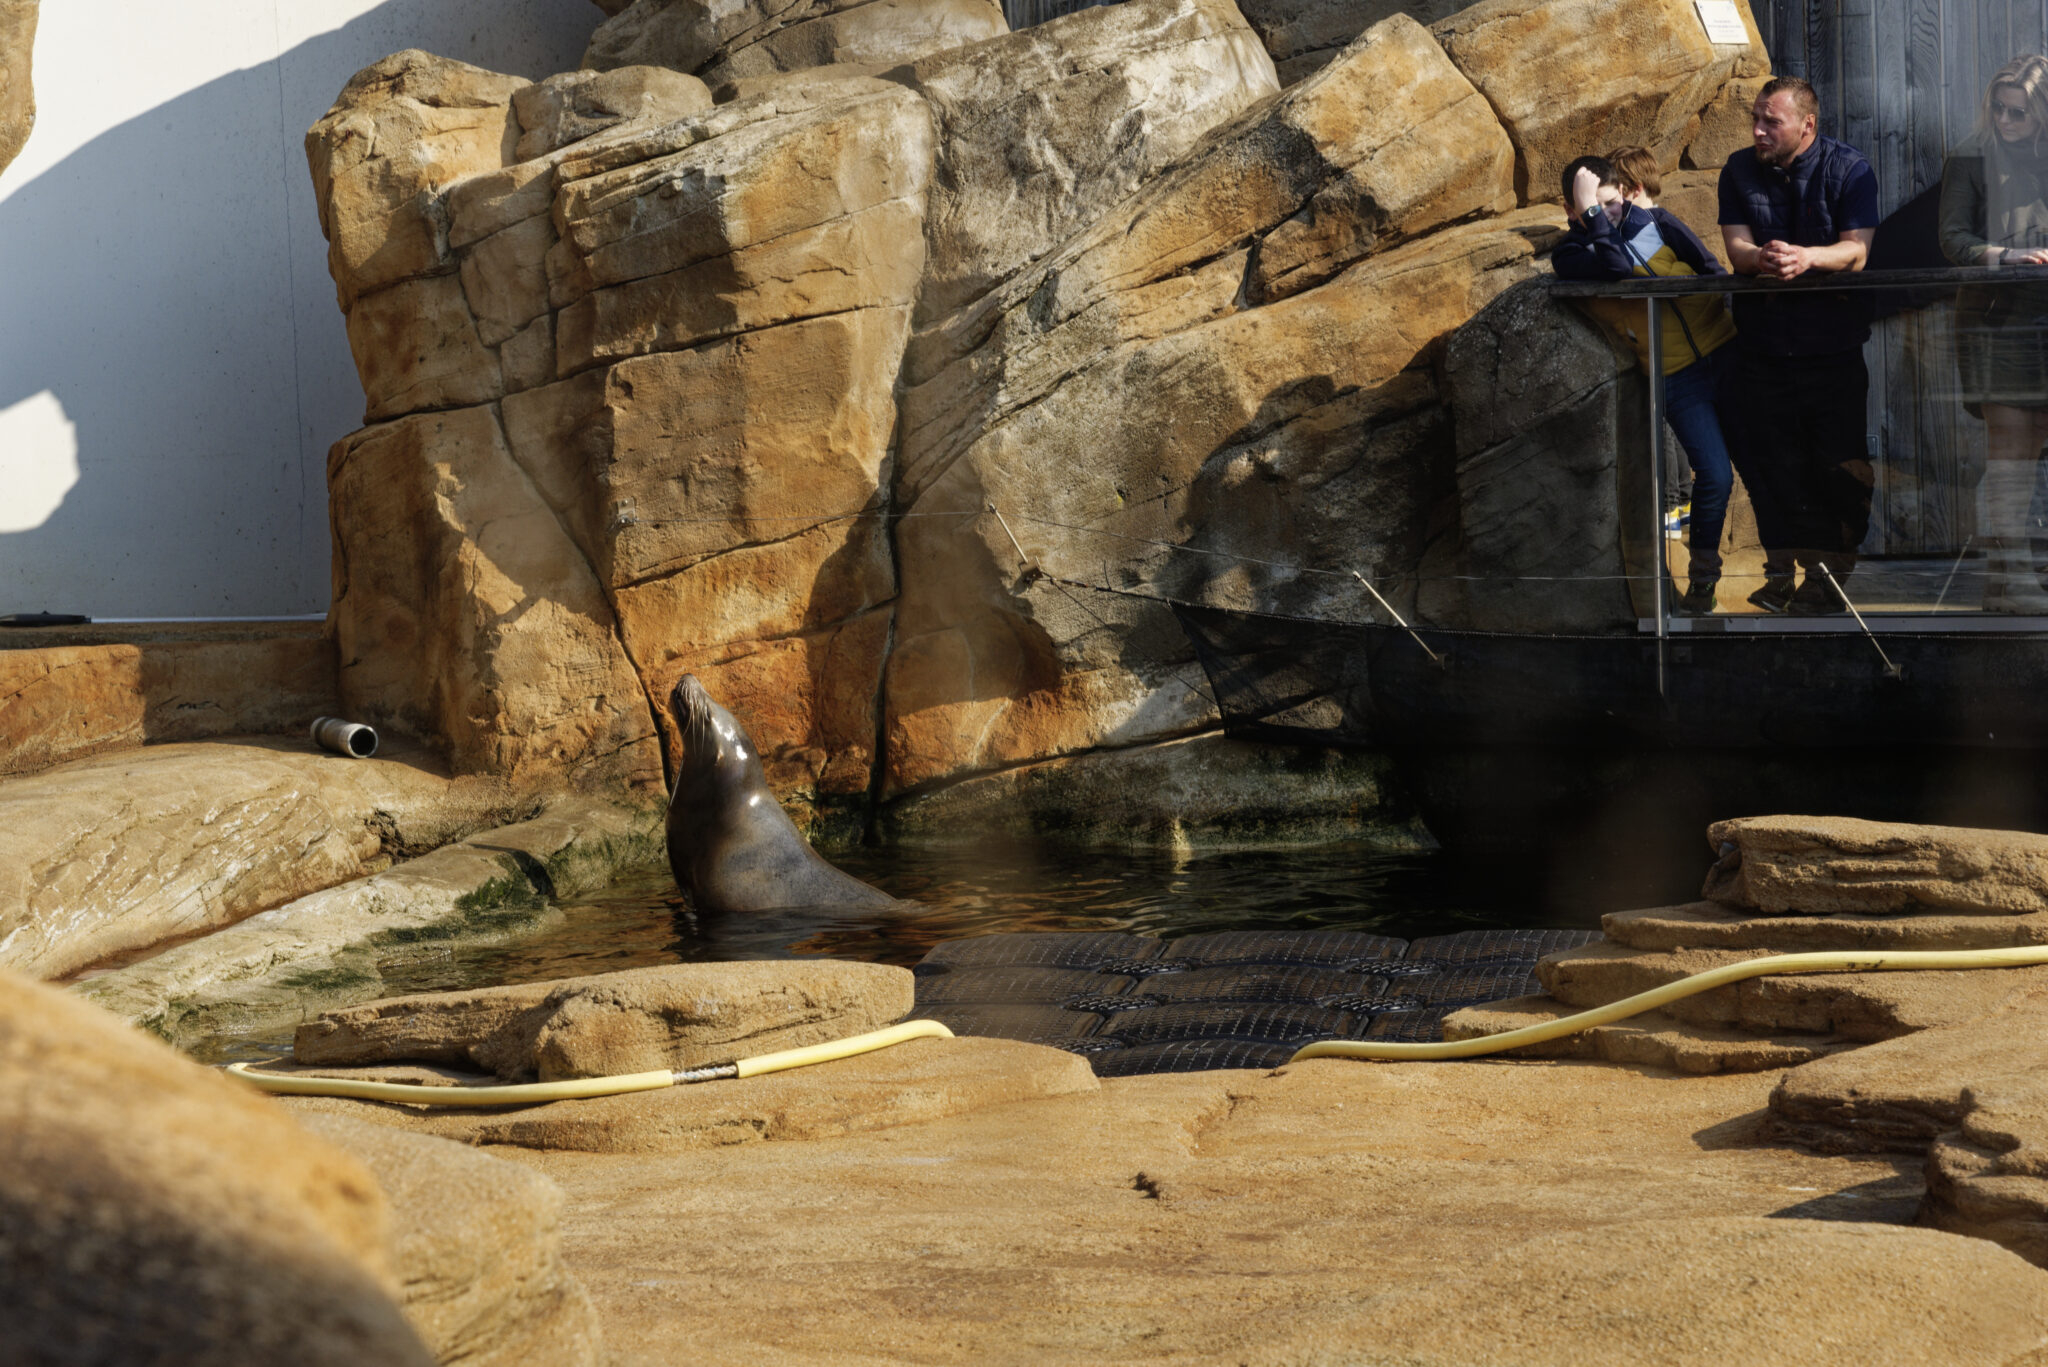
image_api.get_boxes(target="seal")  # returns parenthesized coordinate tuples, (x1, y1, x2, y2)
(664, 674, 897, 913)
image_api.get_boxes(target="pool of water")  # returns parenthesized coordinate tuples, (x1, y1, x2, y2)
(363, 838, 1600, 1001)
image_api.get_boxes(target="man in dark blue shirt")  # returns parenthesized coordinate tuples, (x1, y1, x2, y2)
(1717, 75, 1882, 614)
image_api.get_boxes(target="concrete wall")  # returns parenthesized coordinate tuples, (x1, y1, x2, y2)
(0, 1, 597, 618)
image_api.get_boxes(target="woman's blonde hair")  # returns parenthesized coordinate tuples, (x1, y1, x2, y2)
(1981, 54, 2048, 150)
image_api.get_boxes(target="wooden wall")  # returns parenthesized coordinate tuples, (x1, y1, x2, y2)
(1756, 0, 2048, 552)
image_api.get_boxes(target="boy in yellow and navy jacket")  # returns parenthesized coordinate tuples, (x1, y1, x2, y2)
(1553, 152, 1736, 615)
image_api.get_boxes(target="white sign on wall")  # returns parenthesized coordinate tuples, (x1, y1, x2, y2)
(1695, 0, 1751, 44)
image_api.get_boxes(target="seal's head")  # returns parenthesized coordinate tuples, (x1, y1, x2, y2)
(667, 674, 759, 797)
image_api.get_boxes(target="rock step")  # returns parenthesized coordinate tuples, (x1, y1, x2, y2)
(1704, 814, 2048, 917)
(1441, 995, 1853, 1074)
(1604, 901, 2048, 953)
(1534, 941, 2048, 1042)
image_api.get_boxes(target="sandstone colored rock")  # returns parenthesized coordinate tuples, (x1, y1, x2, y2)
(893, 0, 1279, 320)
(1431, 0, 1737, 202)
(1604, 899, 2048, 952)
(1767, 986, 2048, 1153)
(0, 0, 35, 178)
(306, 51, 525, 310)
(0, 739, 521, 981)
(282, 1034, 1097, 1153)
(1658, 167, 1732, 266)
(295, 960, 915, 1080)
(584, 0, 1007, 86)
(1925, 1076, 2048, 1268)
(1536, 939, 2048, 1040)
(299, 1114, 604, 1364)
(510, 65, 711, 162)
(1276, 1217, 2048, 1365)
(0, 970, 432, 1365)
(74, 798, 664, 1050)
(326, 404, 664, 791)
(1702, 815, 2048, 916)
(1442, 996, 1851, 1073)
(1685, 74, 1769, 169)
(1236, 0, 1475, 85)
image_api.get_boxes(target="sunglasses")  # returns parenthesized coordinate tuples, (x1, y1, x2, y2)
(1995, 100, 2033, 123)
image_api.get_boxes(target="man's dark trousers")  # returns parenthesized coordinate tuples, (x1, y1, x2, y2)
(1719, 343, 1873, 575)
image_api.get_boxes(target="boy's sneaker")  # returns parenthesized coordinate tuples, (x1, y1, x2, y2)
(1746, 575, 1796, 613)
(1676, 581, 1717, 616)
(1663, 502, 1691, 539)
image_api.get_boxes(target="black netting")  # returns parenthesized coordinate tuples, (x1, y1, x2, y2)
(1140, 964, 1366, 1005)
(1162, 929, 1408, 969)
(1061, 992, 1163, 1013)
(920, 1003, 1107, 1040)
(1100, 1002, 1356, 1048)
(1362, 1010, 1451, 1043)
(918, 932, 1164, 971)
(1090, 1038, 1301, 1077)
(1385, 965, 1546, 1010)
(913, 966, 1136, 1005)
(1407, 929, 1601, 963)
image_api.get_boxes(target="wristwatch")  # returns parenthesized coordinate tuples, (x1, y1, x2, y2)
(1582, 204, 1604, 226)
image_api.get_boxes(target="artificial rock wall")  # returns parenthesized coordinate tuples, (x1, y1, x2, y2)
(309, 0, 1766, 822)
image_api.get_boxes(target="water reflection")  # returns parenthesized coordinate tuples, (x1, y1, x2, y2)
(369, 840, 1584, 1000)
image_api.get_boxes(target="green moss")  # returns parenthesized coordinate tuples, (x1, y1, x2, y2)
(275, 962, 379, 994)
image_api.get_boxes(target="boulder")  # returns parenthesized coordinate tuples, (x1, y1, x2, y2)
(306, 51, 526, 310)
(326, 404, 665, 791)
(0, 739, 522, 982)
(1702, 815, 2048, 916)
(1685, 74, 1768, 169)
(298, 1115, 604, 1364)
(0, 969, 433, 1365)
(279, 1035, 1098, 1153)
(1604, 900, 2048, 952)
(1235, 0, 1476, 85)
(1275, 1217, 2048, 1365)
(892, 0, 1279, 320)
(0, 0, 35, 179)
(583, 0, 1008, 87)
(1657, 167, 1732, 267)
(1430, 0, 1737, 203)
(1766, 986, 2048, 1153)
(509, 65, 712, 162)
(293, 960, 916, 1079)
(1925, 1076, 2048, 1268)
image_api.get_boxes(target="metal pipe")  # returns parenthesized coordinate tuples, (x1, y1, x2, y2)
(310, 716, 378, 759)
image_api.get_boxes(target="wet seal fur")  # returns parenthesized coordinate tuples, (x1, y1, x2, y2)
(664, 674, 896, 912)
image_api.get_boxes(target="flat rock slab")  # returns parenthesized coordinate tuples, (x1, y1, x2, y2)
(1605, 899, 2048, 952)
(1, 737, 525, 980)
(73, 799, 664, 1051)
(1275, 1217, 2048, 1366)
(276, 1036, 1097, 1153)
(1443, 996, 1853, 1074)
(1926, 1074, 2048, 1268)
(1768, 986, 2048, 1154)
(295, 960, 915, 1080)
(298, 1114, 603, 1366)
(1536, 940, 2048, 1041)
(1703, 814, 2048, 916)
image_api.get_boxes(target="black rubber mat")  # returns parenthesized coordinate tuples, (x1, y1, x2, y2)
(1098, 1001, 1357, 1048)
(1161, 930, 1408, 969)
(1137, 964, 1374, 1005)
(910, 927, 1589, 1072)
(911, 966, 1136, 1005)
(918, 932, 1163, 972)
(1090, 1038, 1302, 1077)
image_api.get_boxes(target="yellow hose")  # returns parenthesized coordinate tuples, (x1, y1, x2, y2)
(225, 1018, 956, 1107)
(1288, 945, 2048, 1063)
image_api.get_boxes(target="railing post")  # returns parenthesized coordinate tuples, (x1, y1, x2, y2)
(1647, 295, 1667, 697)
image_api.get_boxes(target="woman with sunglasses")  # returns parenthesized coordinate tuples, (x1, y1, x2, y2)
(1940, 55, 2048, 609)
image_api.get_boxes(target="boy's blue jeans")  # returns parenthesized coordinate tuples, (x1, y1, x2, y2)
(1662, 348, 1733, 582)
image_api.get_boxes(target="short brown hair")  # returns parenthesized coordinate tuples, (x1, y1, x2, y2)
(1759, 75, 1819, 121)
(1605, 145, 1661, 199)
